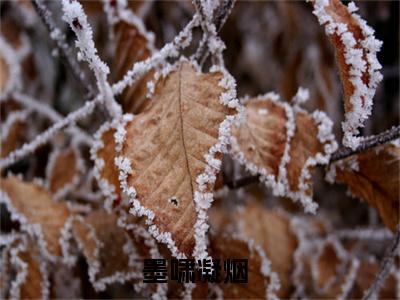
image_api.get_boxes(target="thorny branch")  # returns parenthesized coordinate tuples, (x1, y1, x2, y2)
(32, 0, 96, 99)
(226, 125, 400, 189)
(363, 225, 400, 300)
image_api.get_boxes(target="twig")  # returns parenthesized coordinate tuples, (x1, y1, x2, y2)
(0, 96, 101, 169)
(11, 92, 93, 144)
(331, 125, 400, 161)
(225, 125, 400, 189)
(32, 0, 96, 99)
(194, 0, 236, 66)
(214, 0, 235, 31)
(363, 225, 400, 300)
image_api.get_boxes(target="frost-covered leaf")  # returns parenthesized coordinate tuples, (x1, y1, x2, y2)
(71, 210, 142, 291)
(327, 143, 400, 231)
(234, 200, 297, 298)
(2, 235, 49, 300)
(13, 239, 49, 299)
(312, 242, 348, 297)
(91, 119, 127, 210)
(0, 176, 70, 257)
(231, 93, 337, 213)
(113, 8, 155, 114)
(351, 261, 396, 299)
(0, 110, 27, 158)
(208, 233, 280, 299)
(312, 0, 383, 149)
(46, 147, 84, 200)
(113, 60, 240, 258)
(0, 54, 9, 92)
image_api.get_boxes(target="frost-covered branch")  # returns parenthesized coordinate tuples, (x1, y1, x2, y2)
(213, 0, 235, 32)
(11, 92, 93, 144)
(331, 125, 400, 162)
(0, 96, 101, 169)
(61, 0, 122, 119)
(111, 14, 200, 95)
(194, 0, 235, 66)
(363, 225, 400, 300)
(32, 0, 96, 99)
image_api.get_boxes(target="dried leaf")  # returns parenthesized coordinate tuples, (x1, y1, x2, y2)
(312, 242, 347, 297)
(15, 239, 49, 299)
(72, 210, 142, 291)
(0, 110, 27, 158)
(351, 261, 396, 299)
(2, 235, 49, 299)
(327, 143, 400, 231)
(114, 61, 239, 258)
(113, 17, 154, 114)
(234, 201, 297, 298)
(0, 242, 12, 299)
(46, 147, 84, 199)
(312, 0, 382, 149)
(209, 233, 280, 299)
(91, 120, 125, 210)
(231, 93, 336, 213)
(0, 55, 9, 92)
(0, 176, 70, 257)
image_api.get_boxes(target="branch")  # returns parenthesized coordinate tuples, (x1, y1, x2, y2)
(363, 225, 400, 300)
(32, 0, 96, 99)
(214, 0, 235, 32)
(11, 92, 93, 144)
(0, 96, 101, 169)
(225, 125, 400, 189)
(194, 0, 236, 66)
(331, 125, 400, 161)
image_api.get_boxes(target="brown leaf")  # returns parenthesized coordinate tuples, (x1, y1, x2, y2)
(113, 18, 154, 114)
(312, 0, 382, 148)
(232, 95, 288, 177)
(0, 176, 70, 257)
(47, 147, 83, 199)
(312, 242, 348, 297)
(72, 210, 142, 291)
(1, 17, 36, 83)
(0, 110, 27, 158)
(327, 143, 400, 231)
(114, 61, 239, 258)
(0, 55, 9, 92)
(91, 121, 124, 209)
(231, 94, 336, 212)
(209, 233, 280, 299)
(234, 201, 297, 298)
(2, 235, 49, 299)
(350, 261, 396, 299)
(15, 239, 49, 299)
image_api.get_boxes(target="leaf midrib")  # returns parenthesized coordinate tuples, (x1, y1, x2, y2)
(177, 64, 195, 197)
